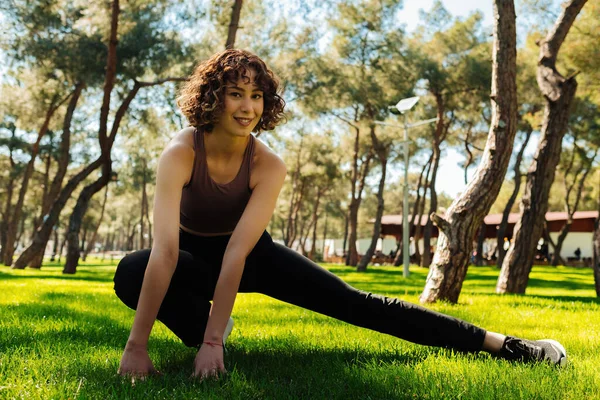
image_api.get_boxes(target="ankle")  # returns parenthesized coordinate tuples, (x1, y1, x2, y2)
(482, 331, 507, 353)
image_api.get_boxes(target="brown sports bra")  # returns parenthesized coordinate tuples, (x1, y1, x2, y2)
(180, 129, 255, 234)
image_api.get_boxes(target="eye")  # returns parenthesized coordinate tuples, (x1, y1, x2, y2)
(252, 93, 263, 99)
(228, 91, 242, 98)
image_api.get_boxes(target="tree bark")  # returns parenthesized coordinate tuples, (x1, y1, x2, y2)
(551, 150, 596, 266)
(474, 223, 485, 266)
(497, 0, 587, 294)
(12, 157, 104, 269)
(358, 126, 388, 271)
(594, 208, 600, 297)
(496, 128, 532, 268)
(28, 82, 85, 269)
(284, 135, 304, 247)
(50, 225, 60, 262)
(139, 158, 147, 249)
(307, 188, 323, 261)
(420, 0, 518, 303)
(421, 96, 444, 268)
(64, 173, 112, 273)
(3, 92, 70, 266)
(82, 184, 109, 261)
(0, 124, 18, 263)
(346, 149, 373, 266)
(225, 0, 243, 49)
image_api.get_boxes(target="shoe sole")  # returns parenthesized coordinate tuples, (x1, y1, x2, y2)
(538, 339, 568, 367)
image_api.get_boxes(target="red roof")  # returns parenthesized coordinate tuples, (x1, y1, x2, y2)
(381, 211, 599, 226)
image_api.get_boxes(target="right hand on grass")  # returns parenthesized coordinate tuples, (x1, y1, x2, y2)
(118, 342, 160, 381)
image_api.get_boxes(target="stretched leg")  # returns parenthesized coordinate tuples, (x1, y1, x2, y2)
(247, 241, 486, 352)
(113, 249, 213, 347)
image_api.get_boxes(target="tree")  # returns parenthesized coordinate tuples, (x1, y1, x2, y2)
(410, 3, 492, 267)
(594, 173, 600, 296)
(12, 0, 187, 271)
(357, 123, 396, 271)
(497, 0, 588, 294)
(420, 0, 518, 304)
(496, 127, 532, 267)
(225, 0, 243, 49)
(2, 91, 72, 265)
(551, 141, 597, 266)
(62, 0, 188, 274)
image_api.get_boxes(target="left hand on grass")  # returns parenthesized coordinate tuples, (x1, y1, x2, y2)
(192, 342, 226, 380)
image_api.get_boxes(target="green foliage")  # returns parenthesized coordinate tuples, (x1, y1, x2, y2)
(1, 263, 599, 399)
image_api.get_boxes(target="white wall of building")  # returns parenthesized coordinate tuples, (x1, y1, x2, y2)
(548, 232, 593, 259)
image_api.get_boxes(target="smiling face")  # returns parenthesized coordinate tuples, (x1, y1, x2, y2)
(213, 68, 264, 138)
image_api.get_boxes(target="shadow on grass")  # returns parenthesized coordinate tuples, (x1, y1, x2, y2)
(73, 340, 483, 399)
(0, 268, 114, 283)
(0, 302, 131, 351)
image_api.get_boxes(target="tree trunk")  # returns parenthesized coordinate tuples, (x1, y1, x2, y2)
(404, 156, 432, 267)
(308, 188, 322, 260)
(551, 150, 596, 266)
(1, 124, 18, 263)
(358, 127, 388, 271)
(62, 0, 121, 273)
(422, 95, 444, 268)
(496, 128, 532, 268)
(284, 135, 304, 247)
(321, 210, 328, 259)
(28, 82, 85, 269)
(35, 151, 53, 232)
(50, 226, 59, 262)
(474, 223, 485, 266)
(57, 230, 67, 263)
(342, 208, 349, 257)
(497, 0, 587, 294)
(139, 158, 147, 249)
(83, 184, 109, 261)
(420, 0, 518, 304)
(80, 226, 89, 254)
(64, 173, 111, 274)
(4, 93, 69, 266)
(594, 213, 600, 297)
(346, 150, 373, 266)
(11, 157, 104, 269)
(225, 0, 243, 49)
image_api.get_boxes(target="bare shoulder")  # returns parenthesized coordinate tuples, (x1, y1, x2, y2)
(169, 126, 196, 150)
(251, 137, 287, 188)
(253, 137, 287, 173)
(158, 127, 196, 185)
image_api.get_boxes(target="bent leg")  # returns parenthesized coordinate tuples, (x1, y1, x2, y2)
(113, 249, 212, 347)
(250, 242, 486, 352)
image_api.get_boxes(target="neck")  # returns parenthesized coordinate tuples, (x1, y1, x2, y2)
(204, 129, 250, 158)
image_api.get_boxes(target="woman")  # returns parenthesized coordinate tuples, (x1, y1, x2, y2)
(114, 49, 566, 380)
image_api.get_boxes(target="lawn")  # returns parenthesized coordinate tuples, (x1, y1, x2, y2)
(1, 259, 599, 399)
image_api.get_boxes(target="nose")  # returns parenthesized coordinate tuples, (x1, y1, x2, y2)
(240, 97, 252, 113)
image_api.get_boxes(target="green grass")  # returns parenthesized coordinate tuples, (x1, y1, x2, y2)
(1, 259, 599, 399)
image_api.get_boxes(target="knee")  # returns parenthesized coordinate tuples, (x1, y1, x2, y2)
(113, 250, 151, 308)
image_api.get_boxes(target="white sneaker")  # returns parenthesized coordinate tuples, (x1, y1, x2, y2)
(223, 317, 234, 345)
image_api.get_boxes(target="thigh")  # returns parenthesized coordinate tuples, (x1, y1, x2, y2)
(246, 241, 360, 318)
(113, 248, 216, 305)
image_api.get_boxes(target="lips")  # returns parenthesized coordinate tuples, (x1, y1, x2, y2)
(234, 117, 254, 127)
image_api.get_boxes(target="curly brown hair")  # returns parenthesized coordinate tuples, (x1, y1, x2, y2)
(177, 49, 286, 135)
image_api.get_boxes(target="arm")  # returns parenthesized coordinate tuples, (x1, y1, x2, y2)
(118, 140, 193, 376)
(193, 151, 287, 378)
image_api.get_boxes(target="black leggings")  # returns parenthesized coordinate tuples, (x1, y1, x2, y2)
(113, 230, 486, 351)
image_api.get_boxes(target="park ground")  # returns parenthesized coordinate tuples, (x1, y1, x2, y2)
(0, 260, 599, 400)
